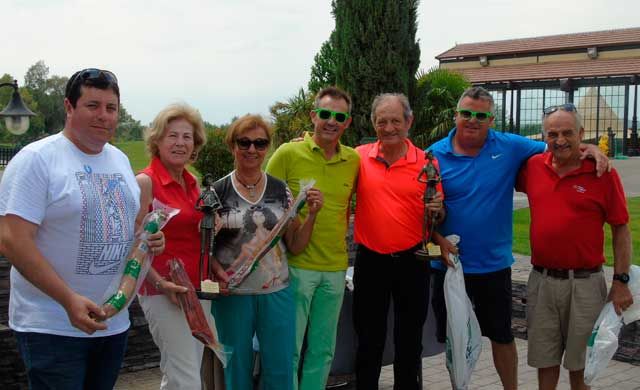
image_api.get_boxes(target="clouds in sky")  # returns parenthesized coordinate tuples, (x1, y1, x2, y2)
(3, 0, 639, 125)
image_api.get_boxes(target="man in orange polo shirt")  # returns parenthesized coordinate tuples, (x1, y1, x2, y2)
(353, 93, 445, 390)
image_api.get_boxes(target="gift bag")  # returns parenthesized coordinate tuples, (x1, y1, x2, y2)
(585, 265, 640, 385)
(444, 235, 482, 390)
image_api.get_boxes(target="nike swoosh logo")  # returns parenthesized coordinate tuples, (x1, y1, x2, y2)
(491, 154, 503, 159)
(88, 261, 120, 275)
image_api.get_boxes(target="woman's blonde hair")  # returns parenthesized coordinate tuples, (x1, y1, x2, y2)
(144, 103, 207, 161)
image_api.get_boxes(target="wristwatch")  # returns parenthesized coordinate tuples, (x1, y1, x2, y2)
(613, 273, 630, 284)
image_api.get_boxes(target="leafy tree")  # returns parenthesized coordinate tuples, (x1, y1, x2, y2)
(193, 126, 235, 182)
(332, 0, 420, 145)
(412, 67, 469, 148)
(115, 106, 144, 141)
(23, 61, 67, 134)
(270, 88, 314, 147)
(308, 34, 337, 93)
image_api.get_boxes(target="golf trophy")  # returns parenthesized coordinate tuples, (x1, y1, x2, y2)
(195, 174, 222, 299)
(415, 151, 442, 261)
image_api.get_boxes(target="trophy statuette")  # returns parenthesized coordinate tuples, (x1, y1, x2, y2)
(415, 151, 442, 261)
(195, 174, 222, 299)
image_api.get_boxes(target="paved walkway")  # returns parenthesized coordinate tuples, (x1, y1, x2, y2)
(116, 333, 640, 389)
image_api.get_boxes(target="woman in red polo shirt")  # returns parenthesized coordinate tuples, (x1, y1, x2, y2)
(135, 103, 208, 389)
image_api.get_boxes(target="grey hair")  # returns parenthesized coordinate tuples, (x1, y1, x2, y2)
(542, 107, 584, 135)
(370, 93, 413, 124)
(457, 86, 495, 114)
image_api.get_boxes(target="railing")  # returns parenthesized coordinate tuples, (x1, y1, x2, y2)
(0, 146, 20, 167)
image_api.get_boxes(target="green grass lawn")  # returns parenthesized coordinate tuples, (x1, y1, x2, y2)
(513, 197, 640, 266)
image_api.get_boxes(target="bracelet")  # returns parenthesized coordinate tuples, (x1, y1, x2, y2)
(154, 278, 164, 290)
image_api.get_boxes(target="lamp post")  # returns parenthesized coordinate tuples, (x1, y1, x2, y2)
(0, 79, 36, 135)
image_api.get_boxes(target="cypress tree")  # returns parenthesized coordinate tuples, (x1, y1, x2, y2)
(332, 0, 420, 145)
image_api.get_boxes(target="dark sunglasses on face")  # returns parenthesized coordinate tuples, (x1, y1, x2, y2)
(313, 108, 350, 123)
(457, 109, 493, 122)
(235, 137, 270, 151)
(543, 103, 577, 116)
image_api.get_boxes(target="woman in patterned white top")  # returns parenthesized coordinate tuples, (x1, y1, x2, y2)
(211, 114, 323, 390)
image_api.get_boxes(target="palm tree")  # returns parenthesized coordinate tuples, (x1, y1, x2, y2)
(270, 88, 315, 147)
(412, 67, 470, 149)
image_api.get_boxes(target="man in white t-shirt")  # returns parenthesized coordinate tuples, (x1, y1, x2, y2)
(0, 68, 164, 390)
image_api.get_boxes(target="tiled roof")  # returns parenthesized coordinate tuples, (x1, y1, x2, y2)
(437, 27, 640, 59)
(454, 57, 640, 84)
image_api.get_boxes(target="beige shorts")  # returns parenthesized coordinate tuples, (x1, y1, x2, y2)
(526, 268, 607, 371)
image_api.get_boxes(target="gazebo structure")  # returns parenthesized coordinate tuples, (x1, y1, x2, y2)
(437, 27, 640, 156)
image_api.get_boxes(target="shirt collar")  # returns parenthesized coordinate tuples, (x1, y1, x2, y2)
(367, 138, 418, 164)
(150, 156, 197, 188)
(304, 132, 348, 162)
(543, 151, 595, 177)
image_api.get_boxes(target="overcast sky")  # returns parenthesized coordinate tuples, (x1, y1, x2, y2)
(3, 0, 639, 126)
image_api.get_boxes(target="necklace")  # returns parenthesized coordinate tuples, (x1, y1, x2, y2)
(235, 171, 263, 198)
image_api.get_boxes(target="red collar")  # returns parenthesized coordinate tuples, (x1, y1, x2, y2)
(150, 156, 198, 189)
(543, 152, 596, 177)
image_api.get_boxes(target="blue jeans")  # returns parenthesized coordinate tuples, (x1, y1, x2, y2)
(14, 330, 128, 390)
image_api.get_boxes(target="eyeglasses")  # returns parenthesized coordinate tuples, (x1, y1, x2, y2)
(456, 109, 493, 122)
(66, 68, 118, 97)
(543, 103, 577, 116)
(313, 108, 350, 123)
(235, 137, 270, 151)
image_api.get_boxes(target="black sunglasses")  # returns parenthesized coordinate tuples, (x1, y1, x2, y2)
(235, 137, 270, 151)
(313, 108, 350, 123)
(543, 103, 576, 116)
(66, 68, 118, 98)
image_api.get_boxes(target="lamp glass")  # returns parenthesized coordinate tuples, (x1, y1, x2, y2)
(4, 116, 30, 135)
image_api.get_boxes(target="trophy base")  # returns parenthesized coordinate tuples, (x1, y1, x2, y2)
(196, 279, 220, 300)
(196, 291, 219, 300)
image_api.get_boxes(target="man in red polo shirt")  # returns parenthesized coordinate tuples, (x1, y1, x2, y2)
(517, 103, 633, 390)
(353, 93, 445, 390)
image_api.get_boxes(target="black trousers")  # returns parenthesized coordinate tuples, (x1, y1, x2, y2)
(353, 244, 430, 390)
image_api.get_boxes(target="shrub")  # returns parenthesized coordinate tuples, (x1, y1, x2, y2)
(193, 128, 234, 182)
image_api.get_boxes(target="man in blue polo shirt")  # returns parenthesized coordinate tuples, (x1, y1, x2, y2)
(428, 86, 608, 390)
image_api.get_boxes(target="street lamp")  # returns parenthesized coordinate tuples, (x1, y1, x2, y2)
(0, 79, 36, 135)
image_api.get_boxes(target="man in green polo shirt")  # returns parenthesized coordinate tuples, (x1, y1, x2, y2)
(266, 86, 360, 390)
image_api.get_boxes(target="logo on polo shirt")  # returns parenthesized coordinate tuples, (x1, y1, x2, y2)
(491, 153, 503, 160)
(573, 185, 586, 193)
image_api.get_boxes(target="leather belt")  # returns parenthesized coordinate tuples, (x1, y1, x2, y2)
(388, 243, 423, 258)
(533, 265, 602, 279)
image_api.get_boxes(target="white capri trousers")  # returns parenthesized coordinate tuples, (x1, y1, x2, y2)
(139, 294, 213, 390)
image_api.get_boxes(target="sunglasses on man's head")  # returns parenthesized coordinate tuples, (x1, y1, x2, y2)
(66, 68, 118, 97)
(313, 108, 350, 123)
(235, 137, 270, 151)
(457, 109, 493, 122)
(543, 103, 577, 116)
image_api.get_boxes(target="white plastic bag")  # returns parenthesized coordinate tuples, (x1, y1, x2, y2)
(444, 235, 482, 390)
(584, 264, 640, 385)
(583, 302, 623, 385)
